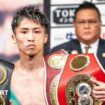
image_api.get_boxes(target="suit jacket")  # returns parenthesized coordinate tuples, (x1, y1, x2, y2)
(51, 39, 105, 70)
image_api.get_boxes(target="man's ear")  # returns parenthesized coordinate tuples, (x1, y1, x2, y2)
(44, 34, 48, 44)
(12, 34, 16, 44)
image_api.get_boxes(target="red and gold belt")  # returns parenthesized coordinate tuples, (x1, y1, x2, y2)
(44, 49, 67, 105)
(57, 54, 105, 105)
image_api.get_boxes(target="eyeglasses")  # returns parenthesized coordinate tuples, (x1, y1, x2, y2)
(75, 19, 100, 26)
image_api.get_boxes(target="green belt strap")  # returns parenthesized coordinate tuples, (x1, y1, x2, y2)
(9, 87, 21, 105)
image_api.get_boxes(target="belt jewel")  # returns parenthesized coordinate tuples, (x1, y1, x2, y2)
(70, 55, 90, 71)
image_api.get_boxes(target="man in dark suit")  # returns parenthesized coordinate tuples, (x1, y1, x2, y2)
(51, 2, 105, 102)
(51, 2, 105, 70)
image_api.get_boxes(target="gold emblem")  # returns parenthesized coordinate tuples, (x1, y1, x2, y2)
(65, 74, 94, 105)
(70, 55, 90, 71)
(50, 75, 60, 105)
(48, 54, 66, 69)
(0, 64, 7, 84)
(0, 96, 5, 105)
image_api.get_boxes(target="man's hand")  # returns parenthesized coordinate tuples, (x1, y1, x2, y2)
(90, 77, 105, 102)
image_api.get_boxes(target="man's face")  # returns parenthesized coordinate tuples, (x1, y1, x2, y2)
(12, 18, 48, 56)
(74, 9, 101, 44)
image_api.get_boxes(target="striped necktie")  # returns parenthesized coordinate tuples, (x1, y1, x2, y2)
(85, 45, 91, 53)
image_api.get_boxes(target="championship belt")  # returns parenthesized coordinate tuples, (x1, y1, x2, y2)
(0, 64, 7, 105)
(0, 59, 14, 104)
(44, 49, 67, 105)
(57, 54, 105, 105)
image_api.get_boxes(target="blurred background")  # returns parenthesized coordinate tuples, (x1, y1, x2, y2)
(0, 0, 105, 63)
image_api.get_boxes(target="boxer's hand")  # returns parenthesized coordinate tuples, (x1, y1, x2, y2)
(90, 77, 105, 102)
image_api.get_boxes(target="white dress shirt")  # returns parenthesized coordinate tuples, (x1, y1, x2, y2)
(80, 39, 99, 54)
